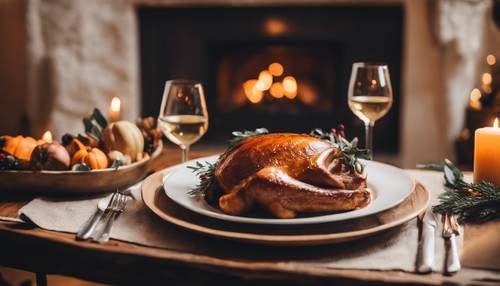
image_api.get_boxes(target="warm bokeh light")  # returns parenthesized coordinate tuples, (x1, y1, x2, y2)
(282, 76, 297, 92)
(494, 118, 499, 128)
(42, 131, 53, 143)
(243, 79, 263, 103)
(482, 84, 492, 94)
(264, 18, 287, 36)
(470, 88, 482, 101)
(469, 88, 482, 110)
(270, 82, 285, 98)
(482, 73, 492, 85)
(268, 62, 284, 76)
(255, 80, 266, 90)
(285, 89, 297, 99)
(257, 70, 273, 90)
(486, 54, 496, 65)
(110, 96, 121, 112)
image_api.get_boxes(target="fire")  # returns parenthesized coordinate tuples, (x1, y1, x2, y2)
(257, 70, 273, 90)
(42, 131, 53, 143)
(243, 79, 263, 103)
(242, 63, 298, 103)
(270, 82, 285, 98)
(268, 62, 284, 76)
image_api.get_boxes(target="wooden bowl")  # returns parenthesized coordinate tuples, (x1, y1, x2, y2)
(0, 146, 162, 195)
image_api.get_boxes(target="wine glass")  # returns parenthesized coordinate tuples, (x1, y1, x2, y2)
(158, 80, 208, 162)
(348, 63, 393, 158)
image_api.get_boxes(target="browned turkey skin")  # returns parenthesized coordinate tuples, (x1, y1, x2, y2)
(214, 133, 371, 218)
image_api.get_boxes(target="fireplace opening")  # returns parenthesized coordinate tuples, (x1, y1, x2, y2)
(214, 42, 337, 131)
(139, 6, 403, 153)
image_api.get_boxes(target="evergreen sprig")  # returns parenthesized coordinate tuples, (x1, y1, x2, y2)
(310, 128, 370, 174)
(187, 160, 217, 196)
(418, 159, 500, 224)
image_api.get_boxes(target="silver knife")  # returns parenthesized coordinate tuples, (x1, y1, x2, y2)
(417, 208, 437, 273)
(76, 193, 115, 240)
(443, 213, 461, 273)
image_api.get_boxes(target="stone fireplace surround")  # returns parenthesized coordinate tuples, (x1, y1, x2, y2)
(0, 0, 498, 167)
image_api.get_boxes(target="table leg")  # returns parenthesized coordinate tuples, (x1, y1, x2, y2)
(36, 272, 47, 286)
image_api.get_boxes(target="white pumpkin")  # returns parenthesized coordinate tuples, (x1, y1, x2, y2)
(101, 121, 144, 162)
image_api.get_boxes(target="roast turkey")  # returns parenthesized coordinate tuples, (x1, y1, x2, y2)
(214, 133, 371, 218)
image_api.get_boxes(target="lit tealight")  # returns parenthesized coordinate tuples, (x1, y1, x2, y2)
(268, 62, 284, 76)
(42, 130, 53, 143)
(486, 54, 496, 66)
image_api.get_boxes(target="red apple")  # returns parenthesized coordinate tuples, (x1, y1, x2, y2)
(30, 143, 71, 171)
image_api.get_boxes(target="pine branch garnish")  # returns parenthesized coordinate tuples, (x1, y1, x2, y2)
(418, 159, 500, 224)
(310, 125, 370, 174)
(187, 160, 217, 196)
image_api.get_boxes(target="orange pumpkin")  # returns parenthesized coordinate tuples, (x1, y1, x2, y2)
(0, 135, 45, 161)
(71, 147, 108, 170)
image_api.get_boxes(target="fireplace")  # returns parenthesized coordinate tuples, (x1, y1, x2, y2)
(139, 5, 403, 153)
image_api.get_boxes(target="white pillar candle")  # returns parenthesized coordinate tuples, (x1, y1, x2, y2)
(109, 97, 122, 122)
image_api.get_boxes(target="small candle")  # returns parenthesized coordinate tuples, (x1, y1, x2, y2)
(42, 130, 53, 143)
(109, 97, 121, 122)
(474, 118, 500, 186)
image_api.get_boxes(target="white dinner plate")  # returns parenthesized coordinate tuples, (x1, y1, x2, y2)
(163, 155, 415, 225)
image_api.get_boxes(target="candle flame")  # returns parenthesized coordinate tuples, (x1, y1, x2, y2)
(494, 118, 499, 128)
(110, 97, 121, 112)
(42, 131, 52, 142)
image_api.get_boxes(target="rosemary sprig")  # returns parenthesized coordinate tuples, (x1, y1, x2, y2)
(187, 160, 217, 196)
(418, 159, 500, 224)
(310, 127, 370, 174)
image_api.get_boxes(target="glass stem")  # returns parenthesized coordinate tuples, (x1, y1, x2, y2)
(181, 145, 190, 163)
(364, 122, 374, 159)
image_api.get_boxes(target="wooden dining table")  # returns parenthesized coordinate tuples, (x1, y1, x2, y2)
(0, 147, 497, 286)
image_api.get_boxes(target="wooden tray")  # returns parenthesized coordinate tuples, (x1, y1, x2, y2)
(142, 170, 430, 246)
(0, 146, 162, 195)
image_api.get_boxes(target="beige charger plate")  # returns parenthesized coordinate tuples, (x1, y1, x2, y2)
(0, 145, 162, 195)
(142, 170, 430, 246)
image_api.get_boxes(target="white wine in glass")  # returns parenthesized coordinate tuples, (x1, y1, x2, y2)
(158, 80, 208, 162)
(158, 115, 208, 146)
(348, 63, 393, 158)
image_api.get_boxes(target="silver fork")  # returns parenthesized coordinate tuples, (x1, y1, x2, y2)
(91, 193, 128, 244)
(76, 193, 116, 241)
(443, 213, 461, 273)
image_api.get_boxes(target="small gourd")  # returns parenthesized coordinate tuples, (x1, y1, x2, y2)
(71, 147, 108, 170)
(101, 121, 144, 162)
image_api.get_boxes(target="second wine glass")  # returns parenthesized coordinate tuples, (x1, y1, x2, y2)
(158, 80, 208, 162)
(348, 63, 393, 159)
